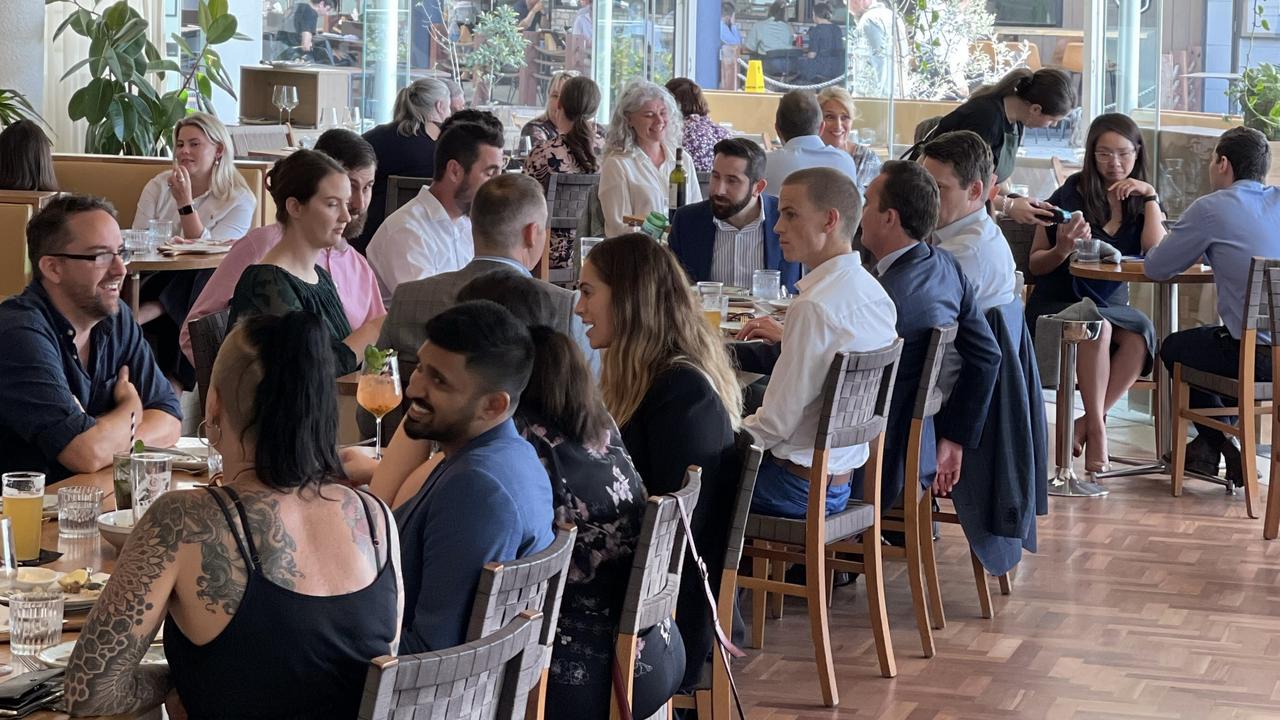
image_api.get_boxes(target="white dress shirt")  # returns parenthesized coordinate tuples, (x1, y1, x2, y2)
(132, 171, 256, 242)
(367, 185, 474, 307)
(764, 135, 863, 193)
(930, 207, 1018, 310)
(710, 196, 766, 287)
(743, 251, 898, 473)
(599, 145, 703, 237)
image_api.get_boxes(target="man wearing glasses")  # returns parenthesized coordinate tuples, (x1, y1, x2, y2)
(0, 195, 181, 482)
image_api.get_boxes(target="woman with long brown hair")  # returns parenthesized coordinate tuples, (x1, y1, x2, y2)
(1027, 112, 1165, 474)
(0, 120, 57, 191)
(575, 232, 741, 691)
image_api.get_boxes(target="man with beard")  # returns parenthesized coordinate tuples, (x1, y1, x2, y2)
(180, 129, 387, 364)
(0, 196, 181, 481)
(668, 138, 801, 293)
(390, 300, 554, 653)
(367, 120, 505, 307)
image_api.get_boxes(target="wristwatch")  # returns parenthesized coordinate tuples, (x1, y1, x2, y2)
(178, 204, 195, 216)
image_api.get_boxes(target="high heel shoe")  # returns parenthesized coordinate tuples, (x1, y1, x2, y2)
(1072, 416, 1086, 458)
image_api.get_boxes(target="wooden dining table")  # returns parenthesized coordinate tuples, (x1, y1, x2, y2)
(1068, 259, 1215, 478)
(3, 468, 204, 720)
(125, 253, 226, 314)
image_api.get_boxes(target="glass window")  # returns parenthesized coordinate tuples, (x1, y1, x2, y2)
(988, 0, 1064, 28)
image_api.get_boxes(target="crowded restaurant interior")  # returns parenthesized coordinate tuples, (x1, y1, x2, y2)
(0, 0, 1279, 716)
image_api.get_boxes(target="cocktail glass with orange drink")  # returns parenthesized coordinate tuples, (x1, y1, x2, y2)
(358, 346, 402, 460)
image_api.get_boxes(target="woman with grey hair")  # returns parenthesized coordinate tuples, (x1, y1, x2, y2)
(357, 77, 451, 251)
(599, 79, 701, 236)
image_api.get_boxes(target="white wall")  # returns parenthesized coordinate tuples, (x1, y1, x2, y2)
(0, 0, 46, 114)
(210, 0, 264, 121)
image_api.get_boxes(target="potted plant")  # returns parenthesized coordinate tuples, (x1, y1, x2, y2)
(0, 89, 48, 130)
(464, 5, 529, 104)
(49, 0, 249, 155)
(1233, 63, 1280, 140)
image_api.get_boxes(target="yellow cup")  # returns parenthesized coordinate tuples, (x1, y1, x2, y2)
(745, 60, 765, 93)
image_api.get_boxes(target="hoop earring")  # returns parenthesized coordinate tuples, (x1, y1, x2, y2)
(198, 419, 223, 447)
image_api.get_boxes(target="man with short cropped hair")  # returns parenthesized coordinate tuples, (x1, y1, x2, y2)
(737, 167, 897, 518)
(368, 120, 506, 306)
(0, 196, 181, 481)
(181, 128, 387, 363)
(1146, 125, 1280, 483)
(669, 138, 801, 292)
(380, 173, 597, 380)
(764, 90, 862, 190)
(393, 301, 555, 653)
(920, 129, 1018, 310)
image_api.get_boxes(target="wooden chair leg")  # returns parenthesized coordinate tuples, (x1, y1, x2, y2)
(1239, 407, 1260, 520)
(526, 669, 548, 720)
(695, 688, 714, 719)
(804, 543, 839, 706)
(1266, 407, 1280, 540)
(610, 633, 639, 720)
(750, 546, 767, 649)
(998, 572, 1013, 595)
(904, 487, 934, 658)
(920, 506, 945, 630)
(863, 520, 897, 678)
(1172, 364, 1189, 497)
(769, 557, 786, 619)
(971, 551, 994, 619)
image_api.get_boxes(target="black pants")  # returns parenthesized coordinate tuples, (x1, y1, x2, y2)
(1159, 325, 1273, 445)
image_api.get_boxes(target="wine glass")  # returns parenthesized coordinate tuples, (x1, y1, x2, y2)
(344, 105, 363, 132)
(356, 351, 402, 460)
(273, 85, 299, 125)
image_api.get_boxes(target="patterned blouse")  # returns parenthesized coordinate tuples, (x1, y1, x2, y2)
(680, 113, 733, 173)
(524, 127, 605, 270)
(520, 116, 560, 148)
(517, 416, 681, 712)
(849, 142, 884, 196)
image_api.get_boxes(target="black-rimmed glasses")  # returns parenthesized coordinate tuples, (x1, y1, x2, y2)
(44, 248, 133, 267)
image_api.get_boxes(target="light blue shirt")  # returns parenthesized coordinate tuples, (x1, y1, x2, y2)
(764, 135, 864, 195)
(1144, 179, 1280, 342)
(720, 20, 741, 46)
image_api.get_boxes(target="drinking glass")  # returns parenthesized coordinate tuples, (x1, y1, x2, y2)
(858, 127, 878, 146)
(0, 519, 15, 675)
(9, 591, 64, 658)
(344, 105, 363, 132)
(579, 237, 603, 268)
(148, 219, 173, 250)
(517, 135, 534, 158)
(751, 269, 782, 300)
(122, 229, 151, 256)
(130, 453, 172, 523)
(112, 452, 133, 511)
(357, 351, 402, 460)
(2, 473, 44, 563)
(1075, 237, 1101, 263)
(696, 282, 727, 331)
(57, 486, 102, 538)
(321, 107, 342, 129)
(273, 85, 300, 124)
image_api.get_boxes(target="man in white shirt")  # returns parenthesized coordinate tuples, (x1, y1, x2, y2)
(920, 130, 1018, 310)
(738, 167, 898, 518)
(367, 120, 505, 307)
(764, 90, 863, 192)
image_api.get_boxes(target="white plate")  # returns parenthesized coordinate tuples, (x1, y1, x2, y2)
(0, 572, 110, 611)
(38, 639, 166, 668)
(135, 439, 209, 472)
(766, 298, 793, 313)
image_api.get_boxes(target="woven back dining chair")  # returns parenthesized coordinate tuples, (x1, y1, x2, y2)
(546, 173, 600, 286)
(188, 309, 230, 412)
(358, 610, 542, 720)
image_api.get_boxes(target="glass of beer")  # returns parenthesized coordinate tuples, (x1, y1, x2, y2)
(2, 473, 45, 562)
(357, 350, 402, 460)
(697, 282, 727, 332)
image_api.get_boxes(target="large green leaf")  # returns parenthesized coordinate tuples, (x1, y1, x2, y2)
(147, 59, 182, 75)
(170, 32, 192, 55)
(209, 0, 228, 18)
(88, 35, 107, 77)
(60, 57, 93, 82)
(104, 47, 128, 82)
(103, 1, 129, 30)
(105, 97, 126, 141)
(197, 0, 211, 31)
(66, 8, 95, 39)
(69, 77, 113, 123)
(206, 15, 237, 44)
(196, 72, 213, 101)
(116, 17, 148, 47)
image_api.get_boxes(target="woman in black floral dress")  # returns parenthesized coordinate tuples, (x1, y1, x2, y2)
(524, 75, 605, 272)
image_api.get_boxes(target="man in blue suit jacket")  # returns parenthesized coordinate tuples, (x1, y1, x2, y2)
(391, 301, 555, 653)
(860, 161, 1001, 510)
(669, 138, 802, 294)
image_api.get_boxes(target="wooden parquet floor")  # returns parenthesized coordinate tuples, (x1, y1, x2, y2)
(735, 422, 1280, 720)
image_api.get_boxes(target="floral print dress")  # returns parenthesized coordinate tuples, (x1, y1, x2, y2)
(680, 113, 733, 173)
(517, 416, 686, 719)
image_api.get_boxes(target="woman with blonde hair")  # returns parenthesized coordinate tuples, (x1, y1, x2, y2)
(598, 79, 702, 236)
(816, 86, 881, 195)
(575, 232, 740, 692)
(133, 112, 256, 388)
(359, 77, 451, 251)
(520, 70, 578, 147)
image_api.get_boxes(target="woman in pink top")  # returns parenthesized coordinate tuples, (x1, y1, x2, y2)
(181, 130, 386, 363)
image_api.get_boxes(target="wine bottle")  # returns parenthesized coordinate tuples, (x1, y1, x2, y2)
(668, 147, 687, 211)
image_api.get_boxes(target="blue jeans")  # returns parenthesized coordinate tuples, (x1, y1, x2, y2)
(750, 457, 852, 519)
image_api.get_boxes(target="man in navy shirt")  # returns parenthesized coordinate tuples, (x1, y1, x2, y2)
(0, 195, 181, 482)
(391, 300, 554, 653)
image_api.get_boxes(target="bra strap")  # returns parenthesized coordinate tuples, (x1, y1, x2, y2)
(220, 486, 262, 570)
(203, 486, 255, 574)
(353, 487, 387, 574)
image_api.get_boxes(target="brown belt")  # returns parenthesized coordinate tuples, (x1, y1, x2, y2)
(771, 455, 853, 486)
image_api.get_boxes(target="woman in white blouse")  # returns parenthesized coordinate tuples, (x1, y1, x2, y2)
(599, 79, 701, 236)
(133, 112, 256, 387)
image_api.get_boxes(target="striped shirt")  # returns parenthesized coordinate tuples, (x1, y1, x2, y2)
(709, 196, 766, 288)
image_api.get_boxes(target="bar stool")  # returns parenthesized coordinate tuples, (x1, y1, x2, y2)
(1048, 319, 1109, 497)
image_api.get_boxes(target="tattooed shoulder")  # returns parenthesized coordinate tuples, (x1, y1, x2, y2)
(341, 488, 378, 568)
(236, 489, 306, 590)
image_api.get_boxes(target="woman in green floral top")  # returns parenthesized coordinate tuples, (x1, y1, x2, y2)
(229, 150, 383, 375)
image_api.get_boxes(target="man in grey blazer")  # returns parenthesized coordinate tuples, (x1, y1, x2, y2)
(379, 173, 597, 382)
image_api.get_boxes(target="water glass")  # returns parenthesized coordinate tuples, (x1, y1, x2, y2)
(148, 219, 173, 250)
(122, 229, 151, 255)
(57, 486, 102, 538)
(9, 591, 64, 657)
(2, 473, 44, 563)
(345, 105, 362, 132)
(751, 269, 782, 300)
(112, 452, 133, 511)
(579, 237, 603, 269)
(130, 453, 172, 523)
(321, 107, 342, 129)
(1075, 237, 1101, 263)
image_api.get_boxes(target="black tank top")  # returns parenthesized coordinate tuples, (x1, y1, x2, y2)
(164, 485, 398, 720)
